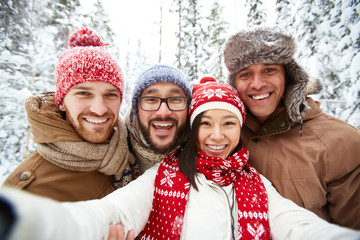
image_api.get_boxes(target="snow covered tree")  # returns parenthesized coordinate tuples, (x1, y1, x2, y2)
(204, 1, 229, 82)
(119, 39, 151, 117)
(81, 0, 120, 60)
(173, 0, 207, 84)
(159, 0, 164, 63)
(47, 0, 81, 50)
(304, 0, 344, 118)
(275, 0, 359, 128)
(275, 0, 292, 32)
(0, 0, 34, 178)
(328, 0, 360, 127)
(246, 0, 267, 27)
(173, 0, 186, 70)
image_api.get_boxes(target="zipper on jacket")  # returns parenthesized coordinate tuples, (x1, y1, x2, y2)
(215, 183, 236, 240)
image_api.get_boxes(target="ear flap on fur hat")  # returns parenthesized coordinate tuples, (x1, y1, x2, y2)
(283, 60, 309, 121)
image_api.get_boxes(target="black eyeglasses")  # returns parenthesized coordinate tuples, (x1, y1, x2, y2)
(138, 97, 188, 111)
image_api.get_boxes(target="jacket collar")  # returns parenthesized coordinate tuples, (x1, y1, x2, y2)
(245, 107, 291, 138)
(26, 92, 83, 143)
(244, 97, 322, 138)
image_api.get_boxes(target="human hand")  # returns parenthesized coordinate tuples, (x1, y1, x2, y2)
(102, 223, 135, 240)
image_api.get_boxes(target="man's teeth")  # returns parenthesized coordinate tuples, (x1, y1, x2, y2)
(252, 94, 270, 100)
(153, 123, 173, 127)
(86, 118, 107, 124)
(208, 145, 226, 150)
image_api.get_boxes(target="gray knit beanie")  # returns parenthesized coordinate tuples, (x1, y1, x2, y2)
(224, 28, 309, 122)
(131, 64, 192, 116)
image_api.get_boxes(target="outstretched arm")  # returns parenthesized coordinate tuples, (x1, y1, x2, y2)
(0, 164, 158, 240)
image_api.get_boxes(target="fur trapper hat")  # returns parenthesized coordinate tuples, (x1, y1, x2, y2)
(224, 28, 309, 122)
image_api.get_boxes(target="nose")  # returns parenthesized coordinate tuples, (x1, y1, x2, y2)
(250, 73, 266, 89)
(89, 97, 108, 116)
(155, 101, 172, 118)
(210, 126, 224, 140)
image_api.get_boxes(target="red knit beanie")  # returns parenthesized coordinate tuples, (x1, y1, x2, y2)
(189, 77, 246, 127)
(55, 27, 124, 106)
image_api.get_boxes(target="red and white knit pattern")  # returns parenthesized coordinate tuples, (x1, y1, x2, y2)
(189, 77, 246, 127)
(55, 27, 124, 106)
(140, 148, 270, 240)
(235, 166, 270, 239)
(141, 151, 190, 239)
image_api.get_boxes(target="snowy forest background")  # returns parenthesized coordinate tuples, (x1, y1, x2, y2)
(0, 0, 359, 184)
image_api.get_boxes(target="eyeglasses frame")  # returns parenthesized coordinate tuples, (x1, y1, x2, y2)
(138, 96, 188, 111)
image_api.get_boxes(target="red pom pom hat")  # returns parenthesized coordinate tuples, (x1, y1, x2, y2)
(189, 77, 246, 127)
(55, 27, 124, 106)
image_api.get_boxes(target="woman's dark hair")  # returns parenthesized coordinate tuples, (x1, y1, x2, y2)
(178, 112, 204, 191)
(178, 111, 244, 191)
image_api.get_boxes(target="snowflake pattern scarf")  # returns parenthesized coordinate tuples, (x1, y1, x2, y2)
(141, 147, 270, 239)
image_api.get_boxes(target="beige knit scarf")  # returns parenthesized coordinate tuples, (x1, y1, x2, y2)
(129, 135, 167, 167)
(37, 118, 139, 188)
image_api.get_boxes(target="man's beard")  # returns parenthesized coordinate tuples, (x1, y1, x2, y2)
(65, 109, 116, 143)
(140, 117, 188, 154)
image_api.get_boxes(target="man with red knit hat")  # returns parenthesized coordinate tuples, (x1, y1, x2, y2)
(2, 27, 139, 201)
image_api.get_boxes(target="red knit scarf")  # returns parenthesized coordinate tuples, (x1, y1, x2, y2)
(140, 147, 270, 240)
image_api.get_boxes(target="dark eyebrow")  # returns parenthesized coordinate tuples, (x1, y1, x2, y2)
(106, 89, 121, 93)
(170, 89, 183, 94)
(143, 88, 184, 95)
(238, 67, 248, 72)
(71, 85, 92, 90)
(264, 63, 281, 66)
(70, 86, 119, 93)
(238, 63, 281, 72)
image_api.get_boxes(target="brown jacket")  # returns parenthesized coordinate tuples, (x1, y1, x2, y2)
(242, 97, 360, 229)
(3, 93, 135, 201)
(3, 151, 114, 201)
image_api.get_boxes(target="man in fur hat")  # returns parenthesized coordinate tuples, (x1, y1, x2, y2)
(224, 28, 360, 229)
(2, 28, 139, 201)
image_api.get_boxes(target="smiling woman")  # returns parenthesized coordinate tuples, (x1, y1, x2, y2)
(197, 109, 241, 160)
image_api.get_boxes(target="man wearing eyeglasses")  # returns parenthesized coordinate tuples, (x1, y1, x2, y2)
(125, 65, 192, 172)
